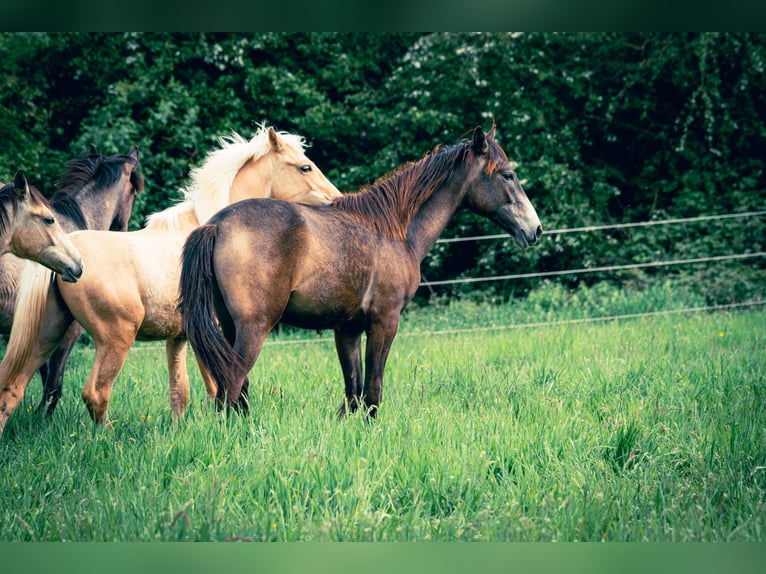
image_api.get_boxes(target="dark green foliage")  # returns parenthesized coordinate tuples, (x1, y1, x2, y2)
(1, 33, 762, 303)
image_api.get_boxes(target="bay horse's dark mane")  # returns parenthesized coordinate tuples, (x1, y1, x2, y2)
(51, 151, 144, 230)
(331, 134, 506, 240)
(0, 182, 49, 238)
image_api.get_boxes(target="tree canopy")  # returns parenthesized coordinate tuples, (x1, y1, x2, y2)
(1, 32, 763, 303)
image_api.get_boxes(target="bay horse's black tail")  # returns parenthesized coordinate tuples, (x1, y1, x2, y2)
(178, 224, 245, 404)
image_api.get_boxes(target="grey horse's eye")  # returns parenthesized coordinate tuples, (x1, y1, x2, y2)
(42, 216, 55, 226)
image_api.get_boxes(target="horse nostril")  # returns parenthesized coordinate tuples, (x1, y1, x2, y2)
(536, 225, 543, 239)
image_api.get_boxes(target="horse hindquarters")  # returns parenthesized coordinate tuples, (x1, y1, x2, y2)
(179, 224, 247, 406)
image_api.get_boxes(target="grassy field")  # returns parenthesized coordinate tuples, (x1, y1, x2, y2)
(0, 283, 764, 541)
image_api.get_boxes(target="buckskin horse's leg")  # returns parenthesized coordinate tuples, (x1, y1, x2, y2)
(361, 314, 400, 417)
(80, 333, 136, 424)
(334, 325, 364, 416)
(166, 335, 191, 422)
(0, 308, 73, 434)
(193, 351, 218, 399)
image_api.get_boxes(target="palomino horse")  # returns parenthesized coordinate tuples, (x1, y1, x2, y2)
(0, 147, 143, 415)
(0, 125, 340, 433)
(178, 125, 542, 417)
(0, 171, 83, 279)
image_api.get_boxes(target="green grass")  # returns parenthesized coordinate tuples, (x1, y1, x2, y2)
(0, 283, 764, 541)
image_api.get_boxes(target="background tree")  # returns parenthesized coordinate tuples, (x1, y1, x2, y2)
(1, 32, 762, 304)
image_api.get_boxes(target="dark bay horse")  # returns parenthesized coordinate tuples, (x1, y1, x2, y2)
(178, 125, 542, 417)
(0, 147, 143, 416)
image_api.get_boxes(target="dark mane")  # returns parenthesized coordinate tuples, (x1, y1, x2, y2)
(331, 135, 506, 240)
(0, 182, 49, 238)
(50, 151, 143, 230)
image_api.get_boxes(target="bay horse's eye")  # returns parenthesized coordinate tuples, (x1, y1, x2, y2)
(300, 165, 312, 173)
(501, 171, 514, 181)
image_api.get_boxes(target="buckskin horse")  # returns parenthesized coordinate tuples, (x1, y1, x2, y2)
(0, 125, 341, 433)
(0, 171, 83, 280)
(0, 147, 143, 415)
(178, 125, 542, 418)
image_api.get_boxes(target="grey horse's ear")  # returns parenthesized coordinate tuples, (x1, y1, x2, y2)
(14, 171, 28, 200)
(128, 145, 140, 162)
(89, 144, 100, 155)
(472, 126, 488, 155)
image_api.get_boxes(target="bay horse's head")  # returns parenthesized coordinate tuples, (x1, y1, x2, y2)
(464, 125, 542, 247)
(1, 172, 83, 282)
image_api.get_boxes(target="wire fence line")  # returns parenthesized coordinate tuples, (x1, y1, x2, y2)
(260, 299, 765, 347)
(419, 251, 766, 287)
(435, 209, 766, 244)
(423, 209, 766, 288)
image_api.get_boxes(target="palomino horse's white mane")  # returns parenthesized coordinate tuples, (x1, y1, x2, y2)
(145, 124, 308, 232)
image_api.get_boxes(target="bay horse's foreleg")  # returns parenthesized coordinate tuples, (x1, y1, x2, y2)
(80, 336, 135, 424)
(36, 323, 83, 416)
(166, 335, 191, 423)
(361, 315, 400, 417)
(334, 326, 364, 416)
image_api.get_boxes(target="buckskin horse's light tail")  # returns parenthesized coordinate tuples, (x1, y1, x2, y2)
(178, 224, 244, 404)
(0, 262, 56, 387)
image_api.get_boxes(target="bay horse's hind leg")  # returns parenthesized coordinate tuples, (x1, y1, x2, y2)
(36, 323, 83, 416)
(224, 322, 271, 415)
(334, 325, 364, 416)
(360, 315, 400, 418)
(166, 335, 191, 422)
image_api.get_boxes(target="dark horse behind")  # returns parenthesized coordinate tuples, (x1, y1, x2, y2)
(178, 125, 542, 417)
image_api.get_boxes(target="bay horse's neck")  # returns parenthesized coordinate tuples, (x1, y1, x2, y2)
(405, 164, 472, 263)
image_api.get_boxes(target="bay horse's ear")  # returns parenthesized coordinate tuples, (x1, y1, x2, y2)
(14, 171, 28, 200)
(487, 123, 497, 140)
(268, 126, 284, 153)
(472, 126, 489, 155)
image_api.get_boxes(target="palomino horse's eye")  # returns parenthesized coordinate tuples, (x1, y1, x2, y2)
(300, 165, 313, 173)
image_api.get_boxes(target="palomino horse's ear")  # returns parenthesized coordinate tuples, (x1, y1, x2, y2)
(472, 126, 489, 155)
(14, 171, 28, 200)
(268, 126, 284, 153)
